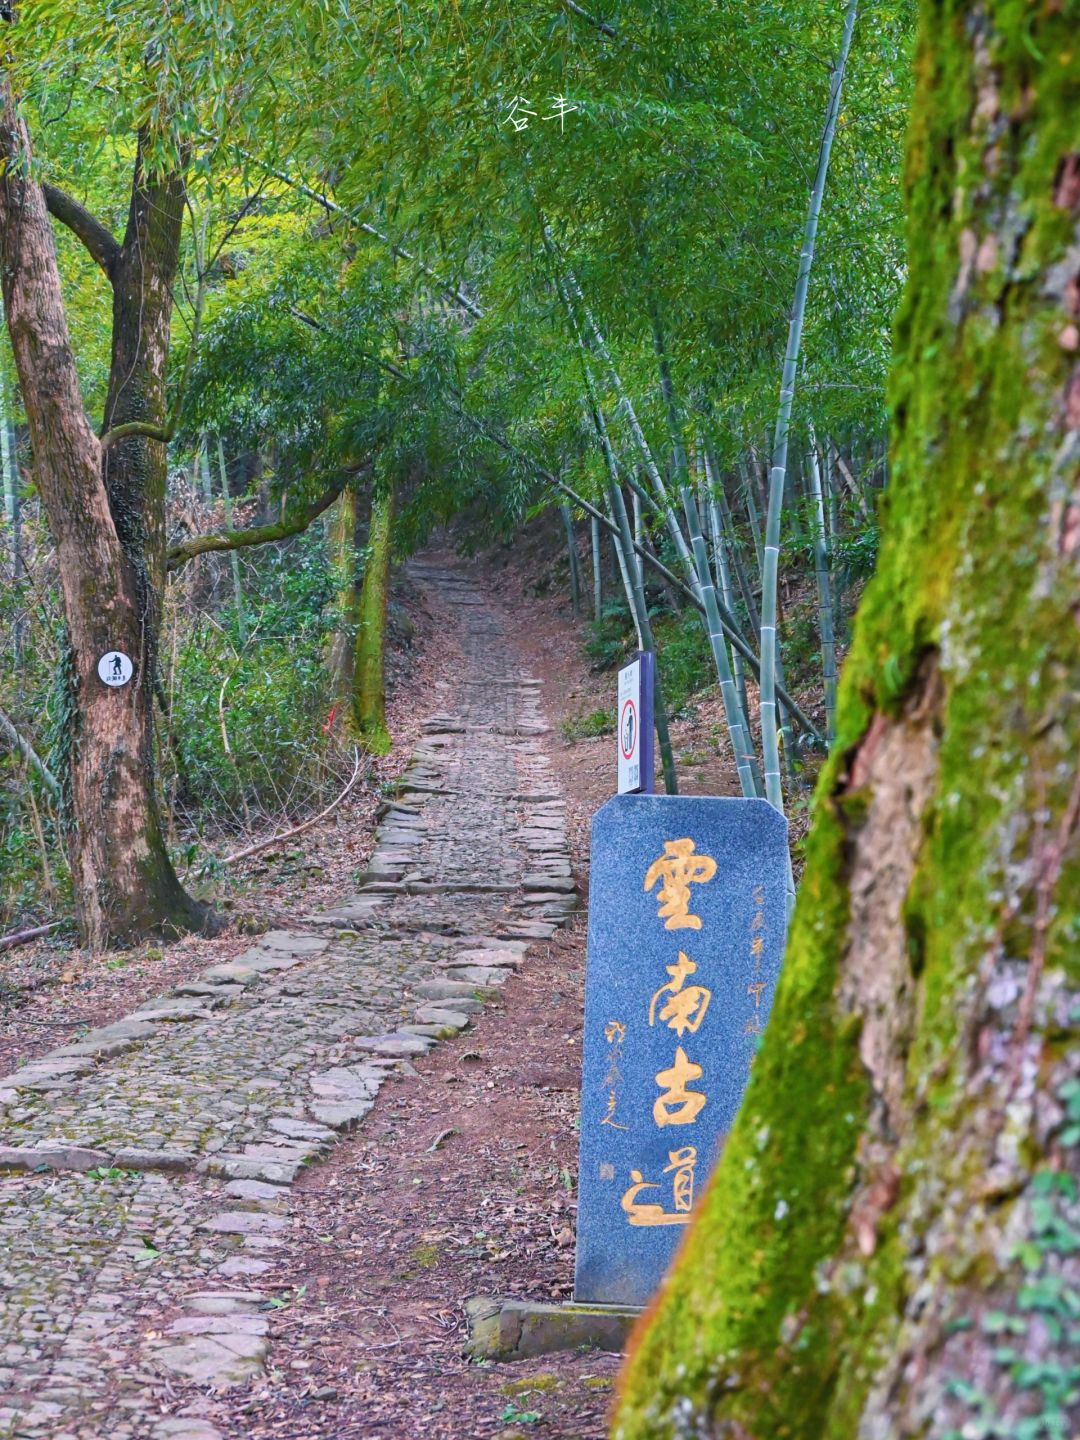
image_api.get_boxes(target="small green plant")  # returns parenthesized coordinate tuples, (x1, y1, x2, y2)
(561, 708, 614, 742)
(499, 1403, 541, 1426)
(267, 1284, 307, 1309)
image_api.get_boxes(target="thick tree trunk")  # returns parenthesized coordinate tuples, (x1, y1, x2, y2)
(0, 89, 209, 946)
(616, 6, 1080, 1437)
(352, 484, 394, 754)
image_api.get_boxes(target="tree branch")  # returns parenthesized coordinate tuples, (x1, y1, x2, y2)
(559, 0, 617, 37)
(42, 183, 120, 277)
(166, 469, 358, 571)
(0, 705, 61, 799)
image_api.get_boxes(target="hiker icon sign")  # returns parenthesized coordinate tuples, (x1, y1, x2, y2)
(97, 651, 133, 688)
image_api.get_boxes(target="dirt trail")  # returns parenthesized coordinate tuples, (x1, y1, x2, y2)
(0, 555, 616, 1440)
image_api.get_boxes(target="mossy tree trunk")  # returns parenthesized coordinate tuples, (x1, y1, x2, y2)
(0, 88, 211, 947)
(328, 486, 362, 706)
(616, 6, 1080, 1437)
(352, 483, 394, 754)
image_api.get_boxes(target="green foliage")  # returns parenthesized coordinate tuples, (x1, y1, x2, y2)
(167, 531, 336, 828)
(652, 611, 715, 718)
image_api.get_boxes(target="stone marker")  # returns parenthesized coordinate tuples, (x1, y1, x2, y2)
(575, 794, 789, 1308)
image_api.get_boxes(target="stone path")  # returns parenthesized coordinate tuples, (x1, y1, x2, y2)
(0, 559, 574, 1440)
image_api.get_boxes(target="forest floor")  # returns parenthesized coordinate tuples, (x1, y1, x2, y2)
(0, 528, 747, 1440)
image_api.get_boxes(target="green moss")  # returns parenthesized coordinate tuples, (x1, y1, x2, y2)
(501, 1374, 561, 1396)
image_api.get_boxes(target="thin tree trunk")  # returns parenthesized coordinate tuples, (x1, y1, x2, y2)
(607, 474, 677, 797)
(632, 487, 644, 586)
(760, 0, 858, 826)
(0, 296, 19, 666)
(587, 395, 677, 795)
(738, 459, 764, 578)
(590, 513, 602, 619)
(680, 483, 761, 798)
(647, 299, 759, 794)
(560, 503, 581, 618)
(808, 435, 838, 744)
(0, 85, 210, 947)
(704, 454, 751, 734)
(215, 437, 246, 643)
(352, 483, 394, 754)
(617, 6, 1080, 1437)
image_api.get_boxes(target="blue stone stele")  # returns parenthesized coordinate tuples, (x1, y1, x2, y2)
(574, 794, 789, 1308)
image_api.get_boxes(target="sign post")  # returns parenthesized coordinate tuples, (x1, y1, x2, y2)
(617, 651, 654, 796)
(574, 794, 789, 1308)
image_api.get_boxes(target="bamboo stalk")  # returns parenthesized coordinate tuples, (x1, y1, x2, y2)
(704, 453, 751, 732)
(586, 395, 678, 794)
(555, 477, 823, 745)
(808, 436, 838, 744)
(761, 0, 858, 835)
(680, 483, 762, 798)
(560, 503, 581, 618)
(0, 705, 60, 799)
(591, 513, 602, 619)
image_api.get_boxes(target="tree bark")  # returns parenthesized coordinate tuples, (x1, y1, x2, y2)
(0, 86, 210, 947)
(616, 5, 1080, 1437)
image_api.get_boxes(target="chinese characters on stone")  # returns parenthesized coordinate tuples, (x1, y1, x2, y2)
(610, 838, 718, 1226)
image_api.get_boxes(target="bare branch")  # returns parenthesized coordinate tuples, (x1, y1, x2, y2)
(166, 470, 358, 571)
(42, 183, 120, 277)
(218, 749, 366, 866)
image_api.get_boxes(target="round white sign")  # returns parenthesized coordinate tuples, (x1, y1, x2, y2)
(97, 651, 133, 688)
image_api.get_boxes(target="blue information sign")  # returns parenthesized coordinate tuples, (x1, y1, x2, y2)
(574, 794, 789, 1307)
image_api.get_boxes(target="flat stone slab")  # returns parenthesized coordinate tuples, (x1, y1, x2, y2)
(450, 948, 524, 970)
(0, 1143, 109, 1173)
(352, 1032, 432, 1057)
(255, 931, 327, 954)
(132, 998, 215, 1021)
(198, 1211, 288, 1236)
(414, 1006, 472, 1028)
(112, 1148, 198, 1173)
(414, 978, 486, 1001)
(522, 874, 575, 892)
(151, 1332, 267, 1388)
(0, 1057, 92, 1089)
(464, 1297, 639, 1360)
(308, 1101, 373, 1131)
(181, 1291, 268, 1315)
(223, 1179, 288, 1205)
(154, 1420, 224, 1440)
(444, 965, 513, 986)
(198, 963, 259, 985)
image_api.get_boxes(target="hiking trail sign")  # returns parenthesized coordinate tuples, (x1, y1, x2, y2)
(616, 652, 654, 796)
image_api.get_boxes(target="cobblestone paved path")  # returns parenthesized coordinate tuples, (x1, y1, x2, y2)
(0, 559, 574, 1440)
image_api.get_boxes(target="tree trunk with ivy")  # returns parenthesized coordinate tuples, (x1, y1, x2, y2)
(0, 86, 211, 948)
(352, 484, 394, 754)
(615, 6, 1080, 1438)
